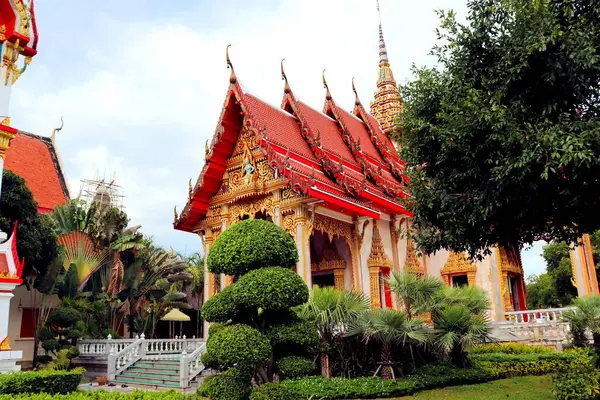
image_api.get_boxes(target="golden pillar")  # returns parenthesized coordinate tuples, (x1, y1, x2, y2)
(334, 269, 345, 291)
(369, 267, 381, 308)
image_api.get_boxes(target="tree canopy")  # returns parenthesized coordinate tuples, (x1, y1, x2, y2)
(0, 170, 58, 284)
(397, 0, 600, 257)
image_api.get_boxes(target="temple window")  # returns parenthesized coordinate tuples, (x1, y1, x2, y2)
(440, 251, 476, 287)
(451, 274, 469, 288)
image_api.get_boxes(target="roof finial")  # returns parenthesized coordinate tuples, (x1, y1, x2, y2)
(376, 0, 389, 66)
(226, 44, 237, 83)
(352, 77, 360, 106)
(51, 116, 64, 142)
(322, 69, 332, 100)
(281, 58, 291, 93)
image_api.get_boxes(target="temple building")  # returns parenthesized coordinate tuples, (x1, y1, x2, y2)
(174, 2, 599, 334)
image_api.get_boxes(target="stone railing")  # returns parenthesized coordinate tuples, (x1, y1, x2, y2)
(107, 335, 145, 380)
(504, 307, 576, 324)
(77, 336, 135, 358)
(143, 337, 205, 360)
(179, 342, 207, 387)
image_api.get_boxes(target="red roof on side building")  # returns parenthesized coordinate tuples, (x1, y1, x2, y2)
(4, 131, 70, 213)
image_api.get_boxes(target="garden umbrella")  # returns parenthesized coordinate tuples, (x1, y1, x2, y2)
(161, 308, 190, 338)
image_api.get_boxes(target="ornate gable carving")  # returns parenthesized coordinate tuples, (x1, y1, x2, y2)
(441, 251, 477, 275)
(312, 241, 345, 272)
(367, 221, 392, 268)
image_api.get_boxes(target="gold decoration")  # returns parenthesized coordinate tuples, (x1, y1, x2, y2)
(334, 269, 345, 291)
(230, 195, 275, 220)
(404, 238, 424, 274)
(311, 242, 345, 272)
(441, 251, 477, 286)
(367, 221, 392, 268)
(0, 129, 17, 159)
(369, 266, 381, 308)
(0, 336, 11, 351)
(498, 247, 523, 275)
(0, 25, 6, 41)
(312, 214, 352, 243)
(282, 215, 296, 237)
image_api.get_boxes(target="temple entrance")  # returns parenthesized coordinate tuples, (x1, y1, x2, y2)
(452, 274, 469, 288)
(310, 230, 350, 291)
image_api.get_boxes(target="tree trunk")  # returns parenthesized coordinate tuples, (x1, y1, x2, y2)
(380, 342, 394, 380)
(593, 332, 600, 349)
(450, 345, 469, 368)
(320, 353, 332, 379)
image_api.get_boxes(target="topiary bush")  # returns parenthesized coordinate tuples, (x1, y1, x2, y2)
(276, 356, 316, 379)
(235, 267, 309, 312)
(250, 382, 299, 400)
(49, 308, 82, 328)
(207, 219, 298, 276)
(201, 284, 239, 323)
(197, 367, 252, 400)
(207, 324, 271, 367)
(470, 343, 554, 355)
(0, 369, 83, 394)
(267, 319, 320, 358)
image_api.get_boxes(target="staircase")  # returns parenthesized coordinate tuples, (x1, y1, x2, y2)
(114, 358, 186, 389)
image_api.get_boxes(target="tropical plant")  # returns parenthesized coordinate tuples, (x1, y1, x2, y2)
(348, 309, 428, 379)
(386, 271, 444, 318)
(564, 295, 600, 348)
(432, 305, 492, 367)
(295, 286, 370, 379)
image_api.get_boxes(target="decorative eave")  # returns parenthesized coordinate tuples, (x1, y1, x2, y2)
(0, 223, 24, 284)
(440, 251, 477, 275)
(367, 220, 392, 268)
(280, 64, 365, 198)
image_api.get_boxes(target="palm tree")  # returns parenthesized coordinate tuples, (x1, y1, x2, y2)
(387, 271, 444, 318)
(432, 304, 492, 367)
(431, 285, 491, 316)
(348, 309, 428, 379)
(564, 295, 600, 348)
(295, 286, 370, 379)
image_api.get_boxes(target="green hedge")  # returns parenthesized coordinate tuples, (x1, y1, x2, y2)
(276, 356, 316, 379)
(250, 382, 298, 400)
(472, 351, 593, 378)
(206, 324, 271, 367)
(197, 367, 251, 400)
(0, 369, 83, 395)
(470, 343, 554, 355)
(0, 392, 186, 400)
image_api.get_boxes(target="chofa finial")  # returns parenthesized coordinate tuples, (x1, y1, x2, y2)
(188, 179, 193, 199)
(322, 69, 331, 100)
(226, 44, 237, 83)
(281, 58, 291, 93)
(352, 77, 360, 106)
(174, 206, 179, 224)
(51, 116, 64, 142)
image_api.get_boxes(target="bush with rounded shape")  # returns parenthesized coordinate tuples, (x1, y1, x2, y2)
(276, 356, 316, 379)
(41, 339, 59, 352)
(201, 351, 219, 369)
(49, 307, 82, 328)
(207, 324, 271, 367)
(208, 322, 227, 336)
(235, 267, 308, 312)
(38, 331, 55, 342)
(267, 320, 319, 357)
(207, 219, 298, 276)
(197, 367, 251, 400)
(201, 285, 238, 323)
(250, 382, 298, 400)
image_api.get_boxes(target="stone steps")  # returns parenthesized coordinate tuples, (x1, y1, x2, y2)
(111, 358, 183, 389)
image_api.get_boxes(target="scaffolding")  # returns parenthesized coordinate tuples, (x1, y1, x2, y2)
(78, 172, 125, 212)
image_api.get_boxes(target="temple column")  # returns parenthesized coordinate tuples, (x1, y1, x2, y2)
(202, 234, 215, 339)
(467, 271, 476, 287)
(272, 190, 282, 227)
(502, 271, 514, 313)
(220, 206, 234, 289)
(334, 269, 345, 291)
(294, 206, 312, 289)
(570, 234, 600, 296)
(369, 267, 381, 308)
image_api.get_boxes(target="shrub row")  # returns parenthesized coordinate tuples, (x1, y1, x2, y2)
(472, 351, 592, 378)
(0, 392, 186, 400)
(0, 369, 83, 395)
(470, 342, 554, 355)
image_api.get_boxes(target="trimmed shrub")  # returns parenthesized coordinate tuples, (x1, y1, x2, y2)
(277, 356, 316, 379)
(208, 322, 227, 336)
(41, 339, 60, 352)
(250, 382, 298, 400)
(472, 352, 593, 378)
(207, 219, 298, 276)
(197, 367, 251, 400)
(207, 324, 271, 367)
(0, 391, 188, 399)
(409, 363, 492, 387)
(201, 285, 238, 323)
(235, 267, 309, 312)
(552, 361, 600, 400)
(49, 308, 82, 327)
(0, 369, 83, 395)
(200, 351, 219, 369)
(267, 320, 319, 357)
(280, 376, 415, 399)
(470, 343, 554, 355)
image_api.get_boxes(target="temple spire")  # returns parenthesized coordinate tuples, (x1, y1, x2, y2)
(376, 0, 389, 66)
(370, 0, 402, 136)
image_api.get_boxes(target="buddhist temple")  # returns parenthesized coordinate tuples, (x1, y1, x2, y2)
(174, 2, 599, 336)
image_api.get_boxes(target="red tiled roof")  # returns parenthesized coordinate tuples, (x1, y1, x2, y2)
(4, 131, 70, 213)
(336, 108, 383, 163)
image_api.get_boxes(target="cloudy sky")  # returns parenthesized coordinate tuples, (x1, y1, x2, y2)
(9, 0, 547, 275)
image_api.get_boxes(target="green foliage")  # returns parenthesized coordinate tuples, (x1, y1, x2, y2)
(0, 392, 187, 400)
(0, 170, 58, 283)
(387, 272, 444, 317)
(200, 351, 219, 369)
(47, 348, 79, 371)
(207, 219, 298, 276)
(41, 340, 59, 353)
(552, 361, 600, 400)
(470, 343, 554, 355)
(250, 382, 298, 400)
(49, 307, 82, 328)
(197, 367, 251, 400)
(0, 369, 83, 395)
(473, 352, 593, 379)
(564, 295, 600, 348)
(207, 322, 227, 336)
(235, 267, 308, 311)
(266, 319, 319, 358)
(276, 356, 316, 379)
(280, 376, 413, 399)
(206, 324, 271, 367)
(397, 0, 600, 256)
(409, 363, 492, 387)
(201, 284, 238, 323)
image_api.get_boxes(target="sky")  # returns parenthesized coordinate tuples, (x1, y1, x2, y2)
(9, 0, 547, 276)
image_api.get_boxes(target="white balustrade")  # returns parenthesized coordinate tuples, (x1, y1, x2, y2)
(504, 307, 576, 324)
(180, 342, 207, 387)
(107, 335, 145, 380)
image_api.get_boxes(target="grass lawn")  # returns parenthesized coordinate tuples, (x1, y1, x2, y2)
(390, 375, 552, 400)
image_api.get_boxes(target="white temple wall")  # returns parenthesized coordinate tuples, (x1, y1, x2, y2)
(359, 217, 374, 298)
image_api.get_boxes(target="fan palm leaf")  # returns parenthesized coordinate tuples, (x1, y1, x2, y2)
(57, 231, 109, 291)
(387, 271, 444, 317)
